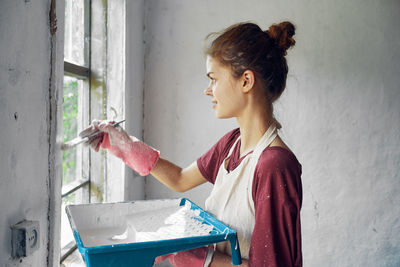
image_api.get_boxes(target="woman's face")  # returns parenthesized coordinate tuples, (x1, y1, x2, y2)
(204, 56, 245, 118)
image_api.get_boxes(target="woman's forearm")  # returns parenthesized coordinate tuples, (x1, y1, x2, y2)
(150, 157, 207, 192)
(150, 157, 186, 192)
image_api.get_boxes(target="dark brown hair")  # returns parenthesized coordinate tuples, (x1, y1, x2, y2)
(205, 21, 296, 105)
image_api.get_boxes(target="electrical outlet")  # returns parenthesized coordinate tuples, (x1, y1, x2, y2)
(11, 220, 40, 258)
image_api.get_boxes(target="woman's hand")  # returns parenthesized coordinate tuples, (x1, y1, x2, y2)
(79, 119, 105, 152)
(79, 120, 160, 176)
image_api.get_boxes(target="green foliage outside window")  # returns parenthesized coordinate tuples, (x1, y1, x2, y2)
(63, 78, 78, 185)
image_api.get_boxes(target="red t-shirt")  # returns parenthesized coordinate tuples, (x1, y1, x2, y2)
(197, 128, 302, 267)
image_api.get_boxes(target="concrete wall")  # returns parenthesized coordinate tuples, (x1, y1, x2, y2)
(0, 0, 63, 266)
(142, 0, 400, 266)
(0, 1, 145, 265)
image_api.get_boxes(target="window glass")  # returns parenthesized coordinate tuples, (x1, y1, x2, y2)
(63, 76, 89, 184)
(63, 76, 79, 184)
(64, 0, 86, 66)
(61, 76, 90, 253)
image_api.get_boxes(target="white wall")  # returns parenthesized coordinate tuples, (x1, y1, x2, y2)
(141, 0, 400, 266)
(0, 0, 63, 266)
(124, 0, 147, 201)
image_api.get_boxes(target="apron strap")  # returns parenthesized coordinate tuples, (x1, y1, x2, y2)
(227, 124, 278, 160)
(252, 124, 278, 159)
(227, 134, 241, 158)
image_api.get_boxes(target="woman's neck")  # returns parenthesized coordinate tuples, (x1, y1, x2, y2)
(236, 102, 273, 157)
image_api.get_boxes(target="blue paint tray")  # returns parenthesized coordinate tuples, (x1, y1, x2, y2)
(66, 198, 241, 266)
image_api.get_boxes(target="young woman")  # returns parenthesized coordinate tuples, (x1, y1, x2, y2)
(82, 21, 302, 267)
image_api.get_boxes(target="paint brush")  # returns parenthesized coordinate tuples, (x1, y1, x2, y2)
(61, 120, 126, 151)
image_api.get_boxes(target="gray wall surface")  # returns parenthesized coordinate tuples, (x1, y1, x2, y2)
(142, 0, 400, 266)
(0, 0, 63, 266)
(125, 0, 147, 201)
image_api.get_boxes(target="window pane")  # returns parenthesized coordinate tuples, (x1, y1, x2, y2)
(63, 76, 89, 185)
(64, 0, 87, 66)
(63, 76, 79, 184)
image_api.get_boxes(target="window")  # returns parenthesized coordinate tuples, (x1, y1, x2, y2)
(61, 1, 126, 263)
(61, 0, 92, 262)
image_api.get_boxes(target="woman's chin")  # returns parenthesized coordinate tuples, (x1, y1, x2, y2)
(215, 112, 232, 119)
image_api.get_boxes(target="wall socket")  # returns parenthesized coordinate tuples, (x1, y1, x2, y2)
(11, 220, 40, 258)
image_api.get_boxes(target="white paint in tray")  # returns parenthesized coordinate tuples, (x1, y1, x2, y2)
(73, 199, 214, 247)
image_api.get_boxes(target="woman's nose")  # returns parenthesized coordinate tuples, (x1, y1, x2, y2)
(204, 86, 213, 96)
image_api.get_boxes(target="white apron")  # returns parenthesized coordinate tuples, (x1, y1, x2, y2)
(205, 124, 277, 259)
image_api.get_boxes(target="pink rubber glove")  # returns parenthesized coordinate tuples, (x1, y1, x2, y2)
(154, 246, 214, 267)
(96, 121, 160, 176)
(79, 120, 105, 152)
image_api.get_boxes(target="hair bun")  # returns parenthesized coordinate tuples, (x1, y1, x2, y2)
(266, 21, 296, 55)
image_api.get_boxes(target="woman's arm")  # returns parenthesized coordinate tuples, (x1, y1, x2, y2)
(209, 250, 248, 267)
(86, 122, 208, 190)
(150, 158, 208, 192)
(249, 149, 303, 267)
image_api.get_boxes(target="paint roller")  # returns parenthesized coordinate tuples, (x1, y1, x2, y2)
(61, 120, 125, 151)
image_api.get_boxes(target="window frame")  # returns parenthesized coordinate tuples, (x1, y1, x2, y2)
(60, 0, 126, 262)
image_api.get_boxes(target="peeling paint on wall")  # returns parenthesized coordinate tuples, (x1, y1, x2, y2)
(49, 0, 57, 36)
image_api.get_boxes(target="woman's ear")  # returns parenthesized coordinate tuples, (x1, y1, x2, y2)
(241, 70, 255, 93)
